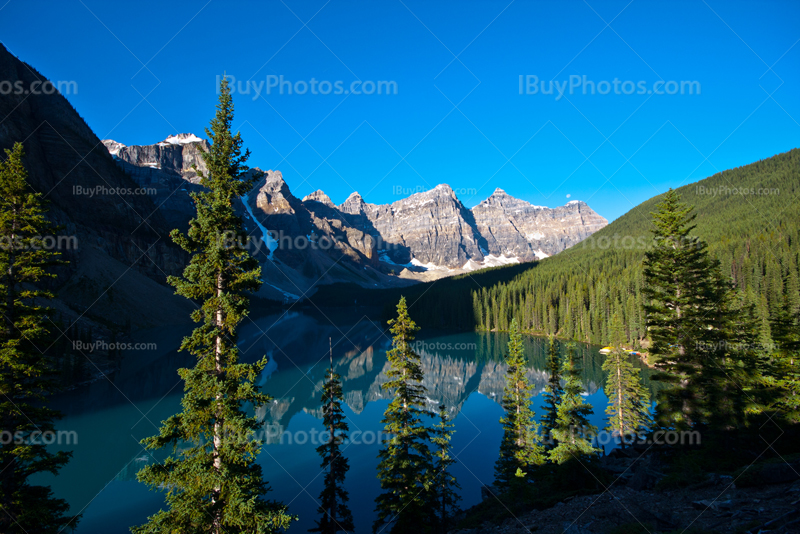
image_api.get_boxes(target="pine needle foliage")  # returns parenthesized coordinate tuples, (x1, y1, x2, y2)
(540, 336, 563, 449)
(767, 286, 800, 423)
(602, 312, 651, 444)
(643, 189, 752, 431)
(0, 142, 75, 533)
(374, 296, 434, 534)
(430, 404, 461, 534)
(549, 344, 599, 464)
(133, 79, 293, 534)
(310, 352, 354, 534)
(494, 318, 544, 489)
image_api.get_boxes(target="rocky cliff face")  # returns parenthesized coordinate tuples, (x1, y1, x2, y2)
(0, 43, 191, 330)
(103, 137, 607, 294)
(107, 131, 607, 294)
(472, 188, 608, 261)
(105, 133, 209, 184)
(101, 135, 208, 233)
(339, 184, 486, 267)
(335, 185, 607, 269)
(106, 135, 403, 301)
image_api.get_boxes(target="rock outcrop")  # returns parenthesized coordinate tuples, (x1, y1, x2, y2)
(105, 130, 608, 292)
(472, 189, 608, 260)
(335, 185, 608, 268)
(339, 184, 485, 267)
(0, 43, 191, 330)
(105, 133, 209, 184)
(103, 139, 607, 295)
(101, 135, 209, 233)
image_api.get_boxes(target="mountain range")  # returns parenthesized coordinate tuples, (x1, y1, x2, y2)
(0, 41, 606, 324)
(307, 147, 800, 343)
(102, 134, 607, 300)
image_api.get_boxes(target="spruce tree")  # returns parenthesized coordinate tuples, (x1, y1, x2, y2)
(643, 189, 747, 430)
(494, 318, 544, 489)
(549, 344, 599, 464)
(602, 312, 651, 445)
(311, 341, 354, 534)
(133, 79, 293, 534)
(0, 142, 75, 533)
(430, 404, 461, 534)
(374, 297, 433, 533)
(540, 336, 563, 449)
(769, 290, 800, 422)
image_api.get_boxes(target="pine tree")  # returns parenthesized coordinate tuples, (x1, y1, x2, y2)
(494, 318, 544, 489)
(769, 289, 800, 422)
(430, 404, 461, 534)
(549, 344, 599, 464)
(310, 341, 354, 534)
(133, 79, 293, 534)
(602, 312, 651, 445)
(374, 297, 433, 533)
(540, 336, 563, 449)
(0, 142, 75, 533)
(643, 189, 746, 430)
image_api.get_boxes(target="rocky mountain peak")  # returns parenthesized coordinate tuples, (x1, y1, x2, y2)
(339, 191, 366, 215)
(254, 170, 296, 216)
(102, 133, 209, 184)
(302, 189, 335, 207)
(434, 183, 455, 195)
(472, 190, 607, 261)
(398, 184, 460, 212)
(103, 129, 608, 282)
(263, 169, 285, 185)
(102, 139, 126, 156)
(480, 187, 541, 211)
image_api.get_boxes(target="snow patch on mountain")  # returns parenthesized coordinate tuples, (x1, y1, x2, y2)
(241, 193, 277, 260)
(101, 139, 126, 156)
(410, 258, 453, 271)
(159, 133, 204, 146)
(461, 254, 520, 272)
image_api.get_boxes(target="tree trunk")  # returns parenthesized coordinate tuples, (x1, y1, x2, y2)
(617, 360, 624, 446)
(328, 368, 336, 529)
(212, 270, 224, 534)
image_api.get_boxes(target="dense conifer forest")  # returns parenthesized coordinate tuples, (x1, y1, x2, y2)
(311, 149, 800, 349)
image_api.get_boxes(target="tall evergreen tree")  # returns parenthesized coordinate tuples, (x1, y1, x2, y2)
(310, 341, 354, 534)
(374, 297, 433, 533)
(0, 142, 75, 533)
(549, 344, 599, 464)
(602, 312, 651, 445)
(540, 336, 563, 449)
(494, 319, 544, 489)
(430, 404, 461, 534)
(643, 189, 748, 430)
(133, 79, 293, 534)
(769, 289, 800, 422)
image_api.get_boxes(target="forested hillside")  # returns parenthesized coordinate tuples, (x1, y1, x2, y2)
(310, 149, 800, 347)
(470, 148, 799, 346)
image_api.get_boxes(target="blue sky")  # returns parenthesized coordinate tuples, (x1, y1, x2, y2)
(1, 0, 798, 221)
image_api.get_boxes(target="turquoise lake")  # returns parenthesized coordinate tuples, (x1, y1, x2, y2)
(39, 310, 655, 533)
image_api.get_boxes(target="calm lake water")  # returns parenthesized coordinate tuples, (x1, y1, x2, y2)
(38, 310, 654, 533)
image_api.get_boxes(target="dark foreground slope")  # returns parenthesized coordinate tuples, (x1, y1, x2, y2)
(0, 43, 192, 333)
(310, 149, 800, 345)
